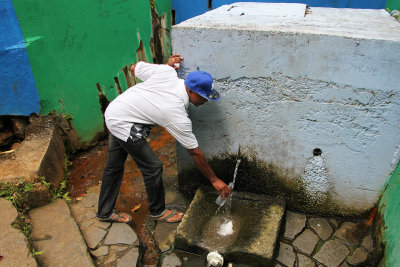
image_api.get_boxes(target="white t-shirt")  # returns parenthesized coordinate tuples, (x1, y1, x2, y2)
(104, 62, 198, 149)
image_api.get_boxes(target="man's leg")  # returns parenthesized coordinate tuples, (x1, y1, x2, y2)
(123, 137, 166, 216)
(97, 134, 128, 219)
(123, 137, 183, 222)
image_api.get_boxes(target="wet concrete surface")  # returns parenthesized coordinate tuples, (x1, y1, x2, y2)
(67, 127, 178, 265)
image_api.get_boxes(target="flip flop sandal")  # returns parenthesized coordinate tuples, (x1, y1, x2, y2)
(153, 209, 183, 223)
(99, 211, 132, 223)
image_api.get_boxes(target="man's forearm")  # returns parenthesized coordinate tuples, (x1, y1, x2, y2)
(187, 147, 217, 183)
(187, 147, 232, 198)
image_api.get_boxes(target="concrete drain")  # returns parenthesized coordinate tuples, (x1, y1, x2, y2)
(175, 186, 285, 265)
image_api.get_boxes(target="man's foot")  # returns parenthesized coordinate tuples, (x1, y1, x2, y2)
(154, 209, 184, 223)
(99, 211, 132, 223)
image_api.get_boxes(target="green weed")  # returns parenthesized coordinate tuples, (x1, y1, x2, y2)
(0, 181, 32, 208)
(40, 177, 51, 188)
(50, 154, 72, 202)
(32, 249, 45, 256)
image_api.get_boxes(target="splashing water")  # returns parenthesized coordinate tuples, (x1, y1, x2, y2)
(201, 214, 240, 252)
(218, 218, 233, 236)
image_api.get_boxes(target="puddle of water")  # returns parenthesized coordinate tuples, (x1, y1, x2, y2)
(67, 127, 177, 265)
(201, 214, 240, 252)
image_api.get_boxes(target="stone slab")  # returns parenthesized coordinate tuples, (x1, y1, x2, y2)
(80, 193, 98, 208)
(0, 198, 37, 267)
(293, 229, 320, 255)
(175, 187, 285, 265)
(313, 239, 349, 267)
(335, 222, 361, 246)
(29, 199, 94, 266)
(361, 234, 374, 252)
(276, 242, 295, 267)
(83, 225, 107, 249)
(117, 247, 139, 267)
(284, 211, 306, 240)
(104, 223, 138, 245)
(90, 246, 109, 257)
(297, 253, 316, 267)
(308, 218, 333, 241)
(347, 248, 368, 265)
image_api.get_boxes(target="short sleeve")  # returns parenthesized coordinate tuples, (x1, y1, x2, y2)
(164, 122, 198, 149)
(135, 61, 177, 82)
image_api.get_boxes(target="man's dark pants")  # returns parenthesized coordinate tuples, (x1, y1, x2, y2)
(97, 134, 166, 219)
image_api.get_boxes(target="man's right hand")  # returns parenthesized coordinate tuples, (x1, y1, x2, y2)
(211, 178, 232, 199)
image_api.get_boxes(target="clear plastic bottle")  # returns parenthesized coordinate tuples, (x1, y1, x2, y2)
(215, 182, 234, 206)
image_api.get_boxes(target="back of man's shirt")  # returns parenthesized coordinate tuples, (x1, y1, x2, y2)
(105, 62, 198, 149)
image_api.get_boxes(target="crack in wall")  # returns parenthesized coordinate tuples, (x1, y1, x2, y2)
(96, 82, 110, 115)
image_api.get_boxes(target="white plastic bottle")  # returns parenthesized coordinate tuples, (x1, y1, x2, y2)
(215, 182, 234, 206)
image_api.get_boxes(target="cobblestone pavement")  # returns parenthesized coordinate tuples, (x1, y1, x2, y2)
(70, 186, 141, 267)
(275, 211, 376, 267)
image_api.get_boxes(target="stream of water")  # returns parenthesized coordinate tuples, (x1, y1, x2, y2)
(215, 159, 241, 216)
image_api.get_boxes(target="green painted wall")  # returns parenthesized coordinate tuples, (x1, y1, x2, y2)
(387, 0, 400, 11)
(379, 161, 400, 266)
(12, 0, 171, 146)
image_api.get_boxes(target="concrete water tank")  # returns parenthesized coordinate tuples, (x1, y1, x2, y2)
(172, 3, 400, 215)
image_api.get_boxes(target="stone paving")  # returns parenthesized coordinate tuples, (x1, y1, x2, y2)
(69, 182, 191, 267)
(275, 211, 375, 267)
(70, 186, 140, 267)
(0, 186, 378, 267)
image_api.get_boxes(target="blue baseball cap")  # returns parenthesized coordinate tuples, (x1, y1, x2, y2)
(184, 71, 220, 101)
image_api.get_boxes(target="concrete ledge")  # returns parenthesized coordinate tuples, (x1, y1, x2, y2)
(0, 198, 37, 266)
(175, 187, 285, 265)
(0, 116, 65, 207)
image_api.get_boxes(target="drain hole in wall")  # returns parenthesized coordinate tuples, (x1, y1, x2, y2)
(313, 148, 322, 156)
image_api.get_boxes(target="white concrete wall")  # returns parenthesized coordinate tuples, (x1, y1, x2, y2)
(172, 3, 400, 213)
